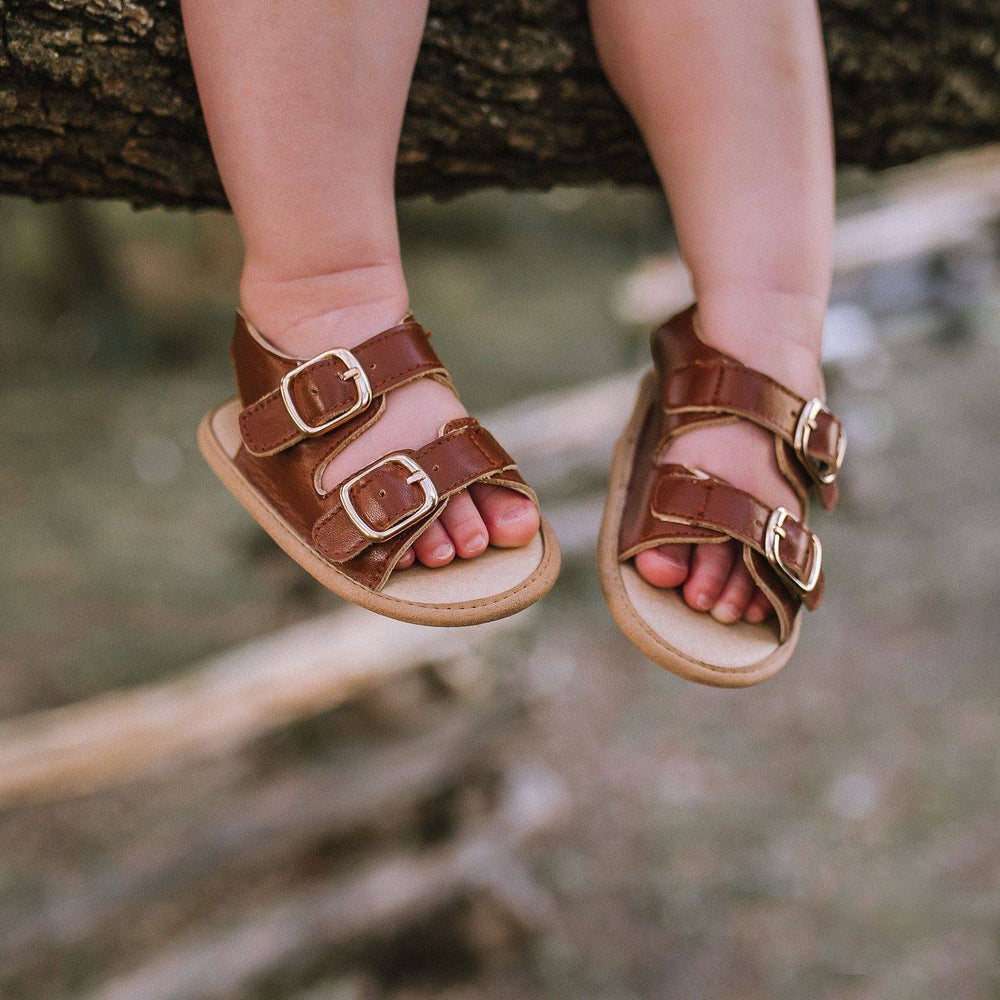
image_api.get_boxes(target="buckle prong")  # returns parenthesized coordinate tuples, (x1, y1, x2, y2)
(280, 348, 373, 436)
(340, 454, 439, 542)
(764, 506, 822, 594)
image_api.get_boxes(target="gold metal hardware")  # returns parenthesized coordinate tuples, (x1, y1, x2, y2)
(280, 348, 373, 436)
(340, 454, 439, 542)
(764, 506, 822, 594)
(794, 397, 846, 485)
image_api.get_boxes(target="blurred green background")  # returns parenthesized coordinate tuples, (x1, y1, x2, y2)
(1, 158, 999, 999)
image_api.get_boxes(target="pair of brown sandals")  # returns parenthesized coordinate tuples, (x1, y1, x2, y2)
(199, 304, 845, 687)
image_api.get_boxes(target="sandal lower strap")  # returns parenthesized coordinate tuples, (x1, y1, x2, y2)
(237, 319, 447, 456)
(312, 418, 531, 564)
(622, 464, 824, 614)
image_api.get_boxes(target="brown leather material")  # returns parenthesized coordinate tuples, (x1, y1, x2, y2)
(652, 306, 843, 510)
(225, 313, 538, 596)
(320, 423, 535, 594)
(663, 362, 843, 487)
(618, 305, 841, 638)
(619, 386, 720, 560)
(313, 418, 525, 564)
(235, 316, 448, 456)
(744, 547, 799, 642)
(619, 468, 814, 643)
(649, 465, 823, 611)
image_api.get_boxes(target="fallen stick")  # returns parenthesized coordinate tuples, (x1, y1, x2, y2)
(485, 371, 637, 484)
(0, 365, 623, 811)
(0, 708, 512, 960)
(75, 769, 567, 1000)
(0, 608, 522, 808)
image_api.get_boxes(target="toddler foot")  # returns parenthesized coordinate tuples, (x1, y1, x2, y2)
(635, 300, 825, 624)
(242, 275, 539, 574)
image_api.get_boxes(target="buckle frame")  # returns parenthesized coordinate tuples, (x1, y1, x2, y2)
(339, 454, 439, 542)
(764, 506, 822, 594)
(280, 348, 373, 436)
(794, 397, 846, 485)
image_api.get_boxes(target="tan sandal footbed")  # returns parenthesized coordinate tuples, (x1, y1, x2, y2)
(597, 371, 799, 687)
(199, 399, 561, 627)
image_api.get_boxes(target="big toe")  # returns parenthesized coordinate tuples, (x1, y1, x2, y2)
(634, 544, 691, 589)
(470, 483, 540, 548)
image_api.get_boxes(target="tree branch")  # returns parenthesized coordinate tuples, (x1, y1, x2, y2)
(2, 1, 999, 207)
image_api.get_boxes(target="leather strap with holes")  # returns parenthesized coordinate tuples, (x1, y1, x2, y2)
(313, 419, 524, 563)
(663, 360, 844, 503)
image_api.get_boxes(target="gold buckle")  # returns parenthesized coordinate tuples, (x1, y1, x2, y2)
(764, 506, 822, 594)
(280, 348, 373, 436)
(339, 454, 439, 542)
(794, 397, 846, 485)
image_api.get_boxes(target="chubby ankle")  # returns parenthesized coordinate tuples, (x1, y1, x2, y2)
(694, 285, 827, 399)
(240, 260, 410, 358)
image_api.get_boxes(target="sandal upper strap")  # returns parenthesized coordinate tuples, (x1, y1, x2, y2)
(312, 418, 530, 564)
(649, 465, 823, 604)
(651, 307, 846, 509)
(236, 318, 448, 456)
(663, 361, 846, 488)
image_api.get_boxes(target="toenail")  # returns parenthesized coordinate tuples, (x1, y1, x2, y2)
(694, 592, 713, 611)
(656, 550, 686, 570)
(498, 503, 531, 525)
(712, 605, 737, 623)
(433, 543, 454, 560)
(468, 534, 487, 552)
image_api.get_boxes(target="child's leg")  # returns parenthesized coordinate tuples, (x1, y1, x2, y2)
(588, 0, 834, 623)
(181, 0, 538, 571)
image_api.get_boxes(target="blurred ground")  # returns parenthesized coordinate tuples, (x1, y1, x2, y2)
(1, 172, 999, 999)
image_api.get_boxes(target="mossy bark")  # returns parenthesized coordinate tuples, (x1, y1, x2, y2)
(2, 0, 999, 207)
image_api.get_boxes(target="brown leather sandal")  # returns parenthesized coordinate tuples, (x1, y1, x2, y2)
(198, 311, 560, 626)
(598, 305, 846, 686)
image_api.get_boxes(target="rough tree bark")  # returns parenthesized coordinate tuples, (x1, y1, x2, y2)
(1, 0, 999, 207)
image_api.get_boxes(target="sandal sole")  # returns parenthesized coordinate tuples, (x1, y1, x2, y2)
(199, 399, 560, 627)
(597, 371, 799, 687)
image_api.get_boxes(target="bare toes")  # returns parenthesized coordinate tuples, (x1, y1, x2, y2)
(711, 559, 756, 624)
(470, 483, 540, 548)
(396, 548, 416, 570)
(683, 542, 736, 613)
(744, 590, 773, 624)
(412, 521, 455, 568)
(634, 544, 691, 589)
(439, 490, 489, 559)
